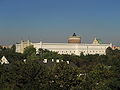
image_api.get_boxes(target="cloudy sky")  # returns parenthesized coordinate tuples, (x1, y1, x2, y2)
(0, 0, 120, 45)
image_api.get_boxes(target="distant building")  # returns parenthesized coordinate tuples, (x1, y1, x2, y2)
(16, 33, 112, 55)
(0, 56, 9, 64)
(112, 46, 120, 50)
(0, 45, 11, 49)
(16, 40, 32, 53)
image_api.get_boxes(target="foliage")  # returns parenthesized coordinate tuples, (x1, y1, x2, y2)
(48, 62, 80, 90)
(0, 46, 24, 63)
(23, 45, 36, 58)
(0, 47, 120, 90)
(37, 48, 61, 60)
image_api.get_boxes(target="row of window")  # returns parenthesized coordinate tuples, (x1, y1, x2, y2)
(52, 50, 105, 54)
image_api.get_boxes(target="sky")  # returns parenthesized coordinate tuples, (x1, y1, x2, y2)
(0, 0, 120, 45)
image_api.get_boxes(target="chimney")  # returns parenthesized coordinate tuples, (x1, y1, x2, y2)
(52, 59, 54, 62)
(43, 59, 47, 63)
(23, 59, 26, 62)
(56, 59, 59, 63)
(66, 61, 70, 64)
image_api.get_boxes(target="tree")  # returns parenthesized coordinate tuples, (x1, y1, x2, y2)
(27, 52, 39, 60)
(49, 62, 81, 90)
(0, 60, 50, 90)
(83, 64, 114, 90)
(106, 47, 114, 56)
(11, 44, 16, 53)
(37, 48, 61, 60)
(23, 45, 36, 58)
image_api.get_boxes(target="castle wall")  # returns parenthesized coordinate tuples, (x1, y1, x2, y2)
(16, 41, 112, 55)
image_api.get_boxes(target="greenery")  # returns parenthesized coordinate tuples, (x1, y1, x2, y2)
(0, 46, 120, 90)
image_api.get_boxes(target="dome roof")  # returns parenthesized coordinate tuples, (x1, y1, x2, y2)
(93, 37, 103, 44)
(68, 33, 81, 43)
(73, 33, 76, 36)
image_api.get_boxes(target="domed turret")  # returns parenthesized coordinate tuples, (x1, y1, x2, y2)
(92, 37, 103, 44)
(68, 33, 81, 43)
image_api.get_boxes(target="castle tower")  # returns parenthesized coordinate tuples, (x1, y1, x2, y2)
(68, 33, 81, 43)
(20, 40, 32, 53)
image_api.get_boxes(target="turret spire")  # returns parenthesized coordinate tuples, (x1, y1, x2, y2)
(73, 33, 76, 36)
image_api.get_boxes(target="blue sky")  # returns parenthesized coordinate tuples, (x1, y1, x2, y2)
(0, 0, 120, 45)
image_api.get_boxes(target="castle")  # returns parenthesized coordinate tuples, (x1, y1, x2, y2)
(16, 33, 112, 55)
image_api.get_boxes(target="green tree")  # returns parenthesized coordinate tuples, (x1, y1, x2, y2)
(106, 47, 114, 56)
(0, 60, 50, 90)
(37, 48, 61, 60)
(27, 52, 39, 60)
(83, 64, 114, 90)
(23, 45, 36, 58)
(11, 44, 16, 53)
(49, 62, 81, 90)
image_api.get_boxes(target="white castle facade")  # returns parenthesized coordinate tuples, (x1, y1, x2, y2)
(16, 33, 112, 55)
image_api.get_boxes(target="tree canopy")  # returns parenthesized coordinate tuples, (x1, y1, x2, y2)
(0, 46, 120, 90)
